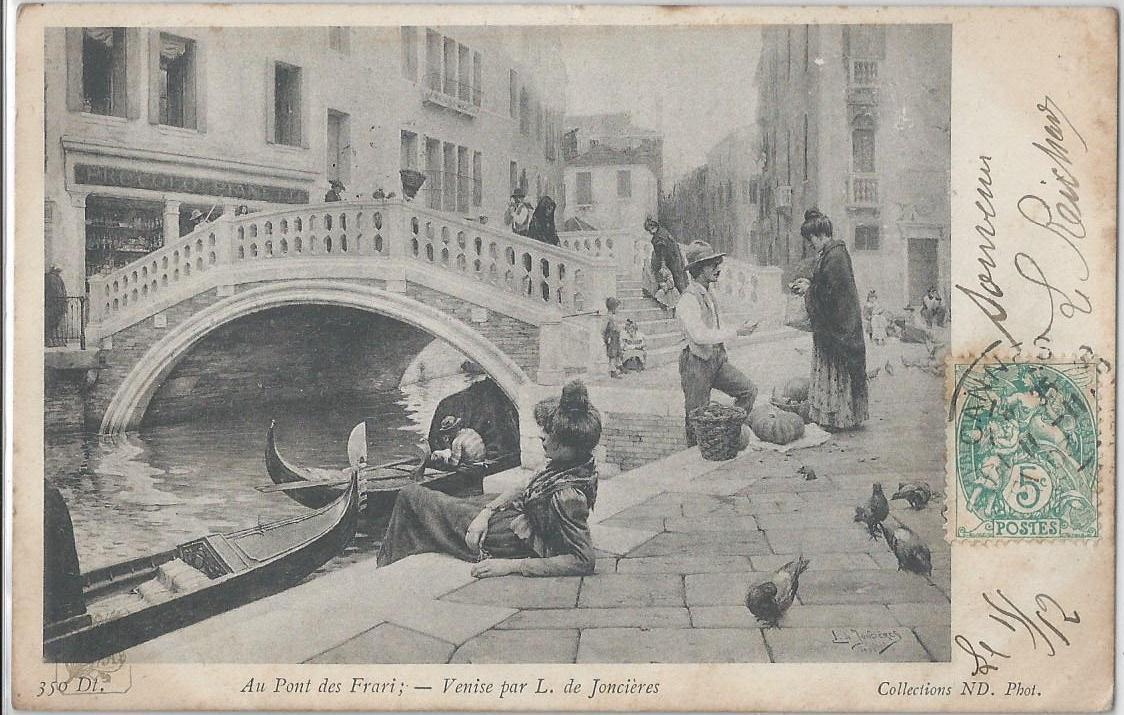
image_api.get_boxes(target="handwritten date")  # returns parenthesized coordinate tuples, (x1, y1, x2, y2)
(956, 589, 1080, 677)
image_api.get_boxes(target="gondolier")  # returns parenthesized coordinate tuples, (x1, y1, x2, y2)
(422, 416, 487, 473)
(677, 241, 760, 446)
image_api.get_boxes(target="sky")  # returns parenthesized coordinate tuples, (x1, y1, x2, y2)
(558, 26, 762, 181)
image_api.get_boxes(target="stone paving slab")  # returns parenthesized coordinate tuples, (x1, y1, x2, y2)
(615, 554, 753, 575)
(590, 523, 661, 556)
(576, 627, 770, 663)
(497, 607, 691, 630)
(764, 626, 931, 662)
(753, 508, 861, 530)
(737, 476, 840, 495)
(595, 557, 619, 574)
(451, 629, 580, 663)
(306, 623, 455, 664)
(578, 573, 685, 608)
(442, 575, 581, 609)
(912, 625, 953, 662)
(887, 602, 952, 627)
(628, 531, 772, 558)
(750, 553, 882, 572)
(762, 526, 885, 554)
(597, 516, 666, 532)
(663, 515, 759, 532)
(690, 604, 897, 629)
(684, 572, 763, 607)
(798, 570, 949, 606)
(380, 595, 517, 645)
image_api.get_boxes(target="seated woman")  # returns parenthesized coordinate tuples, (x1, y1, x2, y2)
(377, 380, 600, 578)
(620, 318, 647, 372)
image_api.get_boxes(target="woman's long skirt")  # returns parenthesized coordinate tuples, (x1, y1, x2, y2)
(808, 345, 869, 430)
(377, 483, 534, 567)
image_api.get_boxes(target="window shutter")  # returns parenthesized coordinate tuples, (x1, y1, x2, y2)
(65, 28, 83, 112)
(265, 59, 276, 144)
(193, 38, 206, 132)
(147, 31, 160, 124)
(297, 67, 307, 148)
(125, 29, 141, 120)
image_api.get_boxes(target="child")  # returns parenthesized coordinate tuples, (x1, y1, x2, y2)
(866, 290, 888, 345)
(653, 266, 680, 314)
(620, 318, 647, 372)
(602, 297, 623, 378)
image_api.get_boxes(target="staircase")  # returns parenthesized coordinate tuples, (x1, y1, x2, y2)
(612, 274, 797, 369)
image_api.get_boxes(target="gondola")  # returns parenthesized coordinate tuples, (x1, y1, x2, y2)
(44, 471, 360, 663)
(265, 421, 506, 516)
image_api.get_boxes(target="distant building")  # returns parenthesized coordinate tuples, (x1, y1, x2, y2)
(753, 24, 951, 309)
(44, 26, 566, 290)
(561, 113, 662, 231)
(661, 127, 761, 261)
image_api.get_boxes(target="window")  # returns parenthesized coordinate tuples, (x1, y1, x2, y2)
(457, 146, 470, 213)
(508, 70, 518, 118)
(472, 152, 483, 207)
(425, 137, 442, 210)
(80, 28, 127, 117)
(803, 114, 809, 180)
(327, 110, 350, 185)
(328, 27, 350, 53)
(852, 114, 875, 172)
(519, 168, 527, 192)
(576, 172, 593, 205)
(157, 34, 197, 129)
(457, 44, 470, 102)
(562, 129, 578, 160)
(472, 51, 482, 107)
(400, 131, 418, 170)
(510, 161, 519, 193)
(855, 225, 880, 251)
(804, 25, 810, 72)
(519, 88, 530, 135)
(273, 63, 302, 146)
(400, 27, 418, 80)
(443, 142, 456, 211)
(425, 30, 442, 91)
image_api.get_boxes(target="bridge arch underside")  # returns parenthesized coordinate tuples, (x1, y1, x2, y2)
(100, 282, 531, 434)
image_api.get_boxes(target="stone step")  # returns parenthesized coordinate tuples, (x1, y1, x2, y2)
(618, 306, 668, 321)
(619, 296, 661, 311)
(617, 288, 646, 298)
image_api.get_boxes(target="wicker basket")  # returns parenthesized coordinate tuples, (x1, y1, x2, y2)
(689, 402, 748, 461)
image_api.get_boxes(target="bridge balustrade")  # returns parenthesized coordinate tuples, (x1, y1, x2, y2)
(87, 200, 618, 330)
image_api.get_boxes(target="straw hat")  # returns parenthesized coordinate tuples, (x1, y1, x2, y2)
(684, 241, 726, 270)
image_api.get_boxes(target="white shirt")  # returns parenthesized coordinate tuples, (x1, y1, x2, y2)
(677, 281, 739, 357)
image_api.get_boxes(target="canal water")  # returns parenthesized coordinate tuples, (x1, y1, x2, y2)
(45, 372, 476, 576)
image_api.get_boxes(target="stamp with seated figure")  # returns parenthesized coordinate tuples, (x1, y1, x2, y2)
(954, 362, 1099, 540)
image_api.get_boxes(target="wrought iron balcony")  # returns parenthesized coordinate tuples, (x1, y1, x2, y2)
(46, 296, 88, 349)
(848, 174, 879, 207)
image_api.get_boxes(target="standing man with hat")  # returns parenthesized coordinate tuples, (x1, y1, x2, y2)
(677, 241, 760, 446)
(504, 187, 534, 237)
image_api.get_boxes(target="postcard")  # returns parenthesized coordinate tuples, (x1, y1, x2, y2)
(8, 4, 1116, 711)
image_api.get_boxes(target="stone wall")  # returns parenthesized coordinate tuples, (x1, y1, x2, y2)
(601, 411, 689, 472)
(45, 369, 88, 435)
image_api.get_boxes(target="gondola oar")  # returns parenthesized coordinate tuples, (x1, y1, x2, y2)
(256, 456, 416, 494)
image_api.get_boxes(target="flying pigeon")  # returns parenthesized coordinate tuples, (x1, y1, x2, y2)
(881, 523, 933, 576)
(891, 481, 940, 510)
(854, 482, 890, 538)
(745, 554, 810, 627)
(884, 360, 895, 376)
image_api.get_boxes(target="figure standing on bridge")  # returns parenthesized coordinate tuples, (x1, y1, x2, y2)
(528, 195, 559, 245)
(676, 241, 759, 447)
(504, 187, 534, 237)
(644, 217, 689, 296)
(324, 179, 345, 202)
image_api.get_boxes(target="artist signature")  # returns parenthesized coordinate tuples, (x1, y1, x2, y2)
(955, 589, 1080, 676)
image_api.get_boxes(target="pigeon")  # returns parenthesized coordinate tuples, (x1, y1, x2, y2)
(881, 523, 932, 576)
(796, 465, 817, 480)
(745, 554, 810, 627)
(884, 360, 894, 376)
(891, 481, 939, 510)
(854, 483, 890, 538)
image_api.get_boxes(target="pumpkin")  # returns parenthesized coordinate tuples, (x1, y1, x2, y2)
(781, 377, 810, 403)
(747, 404, 806, 445)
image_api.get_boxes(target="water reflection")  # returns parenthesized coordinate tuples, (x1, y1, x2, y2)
(46, 373, 473, 574)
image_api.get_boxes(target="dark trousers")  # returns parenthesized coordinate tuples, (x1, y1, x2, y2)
(679, 346, 757, 446)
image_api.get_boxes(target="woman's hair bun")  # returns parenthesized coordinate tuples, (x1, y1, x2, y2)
(804, 208, 823, 222)
(559, 379, 590, 414)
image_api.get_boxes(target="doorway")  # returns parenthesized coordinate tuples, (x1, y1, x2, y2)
(907, 237, 940, 306)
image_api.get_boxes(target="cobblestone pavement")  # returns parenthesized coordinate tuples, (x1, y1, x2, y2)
(129, 333, 950, 665)
(315, 336, 951, 664)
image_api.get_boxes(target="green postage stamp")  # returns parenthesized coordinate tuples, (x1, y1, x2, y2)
(954, 361, 1100, 540)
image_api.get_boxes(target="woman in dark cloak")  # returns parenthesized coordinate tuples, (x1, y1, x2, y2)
(45, 266, 68, 346)
(791, 209, 868, 430)
(425, 361, 520, 471)
(378, 380, 600, 578)
(527, 196, 560, 245)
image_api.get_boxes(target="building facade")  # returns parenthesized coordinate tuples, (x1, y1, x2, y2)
(561, 144, 659, 232)
(753, 24, 951, 309)
(45, 26, 566, 293)
(660, 127, 761, 261)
